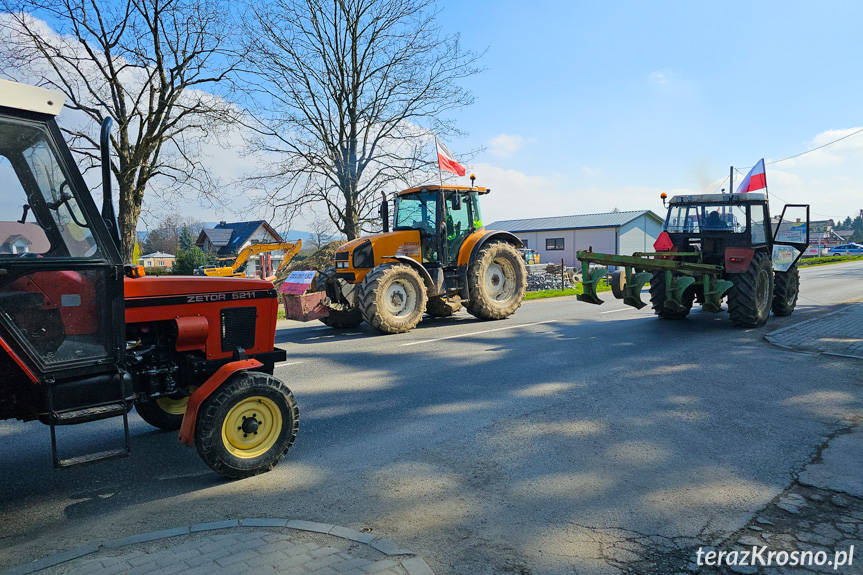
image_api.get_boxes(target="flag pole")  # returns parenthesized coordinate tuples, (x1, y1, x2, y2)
(435, 137, 444, 189)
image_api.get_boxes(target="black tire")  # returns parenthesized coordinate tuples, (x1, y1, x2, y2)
(648, 270, 694, 320)
(195, 372, 299, 479)
(315, 266, 364, 328)
(426, 296, 462, 317)
(772, 265, 800, 316)
(465, 242, 527, 320)
(727, 251, 774, 327)
(611, 269, 626, 300)
(358, 264, 427, 334)
(135, 393, 191, 431)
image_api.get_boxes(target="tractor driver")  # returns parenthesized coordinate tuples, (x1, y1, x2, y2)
(703, 210, 728, 231)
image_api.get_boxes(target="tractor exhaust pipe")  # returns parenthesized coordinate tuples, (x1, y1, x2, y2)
(379, 191, 389, 233)
(100, 117, 121, 251)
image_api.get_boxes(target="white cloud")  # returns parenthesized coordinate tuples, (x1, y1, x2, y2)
(648, 70, 673, 85)
(487, 133, 529, 158)
(581, 166, 602, 177)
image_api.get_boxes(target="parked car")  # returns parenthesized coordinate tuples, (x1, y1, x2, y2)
(827, 243, 863, 256)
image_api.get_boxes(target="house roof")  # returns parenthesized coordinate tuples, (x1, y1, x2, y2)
(141, 252, 175, 259)
(196, 220, 284, 256)
(488, 210, 663, 233)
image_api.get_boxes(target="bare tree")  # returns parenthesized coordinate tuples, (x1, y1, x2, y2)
(0, 0, 241, 261)
(241, 0, 482, 240)
(309, 217, 335, 250)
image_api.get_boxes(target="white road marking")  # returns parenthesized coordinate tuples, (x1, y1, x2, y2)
(399, 320, 556, 347)
(275, 361, 305, 367)
(600, 308, 630, 314)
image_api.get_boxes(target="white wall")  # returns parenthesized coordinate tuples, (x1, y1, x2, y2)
(517, 228, 617, 266)
(618, 215, 664, 256)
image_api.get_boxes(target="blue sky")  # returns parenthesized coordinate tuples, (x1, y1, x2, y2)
(5, 1, 863, 229)
(437, 0, 863, 224)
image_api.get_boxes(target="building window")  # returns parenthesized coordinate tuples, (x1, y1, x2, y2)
(520, 239, 528, 248)
(546, 238, 564, 251)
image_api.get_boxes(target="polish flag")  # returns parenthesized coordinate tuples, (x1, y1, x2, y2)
(735, 159, 766, 193)
(436, 138, 466, 177)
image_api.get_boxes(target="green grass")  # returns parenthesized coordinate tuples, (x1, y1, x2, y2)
(798, 255, 863, 267)
(524, 282, 613, 301)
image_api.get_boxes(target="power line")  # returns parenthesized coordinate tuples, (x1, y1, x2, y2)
(738, 126, 863, 170)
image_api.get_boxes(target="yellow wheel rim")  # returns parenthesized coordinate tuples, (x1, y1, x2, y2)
(156, 395, 189, 415)
(221, 396, 283, 459)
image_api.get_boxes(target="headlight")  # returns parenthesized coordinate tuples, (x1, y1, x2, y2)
(352, 240, 374, 269)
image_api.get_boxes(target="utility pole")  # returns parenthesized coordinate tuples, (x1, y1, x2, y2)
(729, 166, 734, 194)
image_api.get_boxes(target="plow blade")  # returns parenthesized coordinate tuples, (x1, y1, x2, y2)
(576, 264, 608, 305)
(622, 271, 652, 309)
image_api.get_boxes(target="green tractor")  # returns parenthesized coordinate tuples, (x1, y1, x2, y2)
(577, 192, 810, 327)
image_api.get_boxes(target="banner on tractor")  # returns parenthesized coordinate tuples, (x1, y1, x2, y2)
(280, 270, 317, 295)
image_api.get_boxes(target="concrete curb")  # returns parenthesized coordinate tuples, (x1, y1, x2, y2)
(763, 303, 863, 360)
(0, 519, 433, 575)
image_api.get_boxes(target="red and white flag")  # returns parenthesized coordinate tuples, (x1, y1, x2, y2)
(735, 159, 766, 193)
(436, 138, 466, 177)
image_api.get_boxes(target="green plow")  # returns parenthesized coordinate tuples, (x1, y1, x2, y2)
(575, 250, 734, 313)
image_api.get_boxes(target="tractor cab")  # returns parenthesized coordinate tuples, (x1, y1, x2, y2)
(392, 185, 486, 265)
(663, 193, 772, 266)
(0, 83, 125, 392)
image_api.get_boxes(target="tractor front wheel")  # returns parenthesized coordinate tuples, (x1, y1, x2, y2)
(648, 271, 694, 320)
(359, 264, 427, 333)
(727, 251, 774, 327)
(772, 265, 800, 316)
(195, 372, 299, 479)
(314, 266, 363, 329)
(465, 242, 527, 320)
(426, 296, 462, 318)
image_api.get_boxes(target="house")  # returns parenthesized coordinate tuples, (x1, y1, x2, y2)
(196, 220, 286, 278)
(487, 210, 665, 266)
(140, 252, 175, 269)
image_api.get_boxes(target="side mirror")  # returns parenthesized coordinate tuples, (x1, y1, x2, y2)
(451, 192, 462, 211)
(379, 191, 389, 233)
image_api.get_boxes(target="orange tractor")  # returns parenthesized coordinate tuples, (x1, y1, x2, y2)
(0, 80, 298, 478)
(309, 181, 528, 334)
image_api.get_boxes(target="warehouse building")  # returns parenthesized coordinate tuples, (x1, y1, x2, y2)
(487, 210, 664, 266)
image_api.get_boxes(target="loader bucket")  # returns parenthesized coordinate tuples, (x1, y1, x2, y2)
(576, 263, 608, 305)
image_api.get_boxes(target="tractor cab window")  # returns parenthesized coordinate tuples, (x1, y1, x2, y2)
(0, 117, 111, 369)
(666, 204, 748, 234)
(0, 118, 100, 259)
(394, 191, 438, 233)
(395, 191, 438, 261)
(469, 192, 483, 229)
(443, 191, 472, 263)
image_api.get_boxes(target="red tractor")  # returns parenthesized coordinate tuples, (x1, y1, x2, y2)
(0, 80, 298, 478)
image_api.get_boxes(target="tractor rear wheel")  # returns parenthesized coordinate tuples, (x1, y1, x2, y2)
(727, 251, 774, 327)
(136, 392, 191, 431)
(772, 265, 800, 316)
(465, 242, 527, 320)
(315, 266, 363, 329)
(648, 271, 694, 319)
(359, 264, 427, 333)
(195, 372, 298, 479)
(426, 296, 462, 317)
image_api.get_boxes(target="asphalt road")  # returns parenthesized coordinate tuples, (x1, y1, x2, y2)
(2, 261, 862, 574)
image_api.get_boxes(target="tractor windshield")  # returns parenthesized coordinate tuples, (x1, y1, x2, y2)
(666, 204, 748, 234)
(0, 118, 100, 259)
(394, 191, 438, 233)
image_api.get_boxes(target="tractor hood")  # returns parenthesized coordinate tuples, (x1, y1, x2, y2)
(336, 230, 422, 259)
(125, 275, 275, 300)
